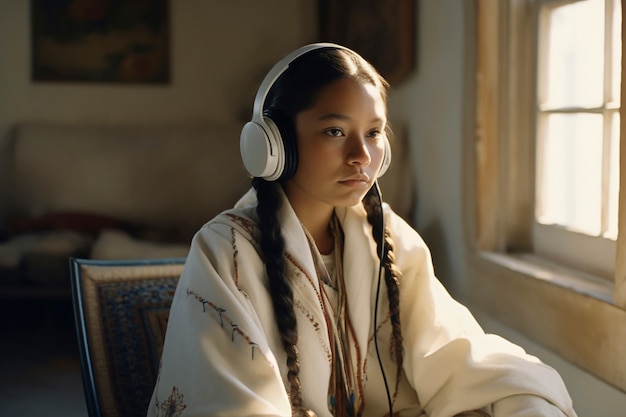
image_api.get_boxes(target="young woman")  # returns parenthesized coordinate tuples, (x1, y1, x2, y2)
(147, 43, 577, 417)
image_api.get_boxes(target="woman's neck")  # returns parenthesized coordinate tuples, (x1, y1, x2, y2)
(282, 184, 336, 254)
(296, 205, 335, 255)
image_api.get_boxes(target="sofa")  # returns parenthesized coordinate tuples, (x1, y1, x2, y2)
(0, 122, 414, 298)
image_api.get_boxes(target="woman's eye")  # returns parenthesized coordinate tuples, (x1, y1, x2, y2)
(324, 128, 344, 137)
(368, 129, 382, 138)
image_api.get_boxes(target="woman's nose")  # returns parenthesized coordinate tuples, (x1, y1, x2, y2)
(346, 134, 372, 167)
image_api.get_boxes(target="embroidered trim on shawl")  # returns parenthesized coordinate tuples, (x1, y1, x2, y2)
(225, 213, 257, 292)
(186, 289, 260, 360)
(294, 298, 333, 362)
(286, 252, 333, 362)
(225, 212, 257, 235)
(154, 385, 187, 417)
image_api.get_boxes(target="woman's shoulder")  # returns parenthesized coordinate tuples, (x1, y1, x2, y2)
(381, 203, 430, 254)
(184, 204, 262, 265)
(205, 204, 260, 241)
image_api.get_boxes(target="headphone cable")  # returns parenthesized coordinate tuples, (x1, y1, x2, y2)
(372, 181, 394, 417)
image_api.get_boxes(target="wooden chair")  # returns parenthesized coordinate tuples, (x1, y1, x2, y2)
(70, 257, 185, 417)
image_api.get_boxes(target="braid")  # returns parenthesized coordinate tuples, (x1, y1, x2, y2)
(363, 187, 404, 401)
(252, 178, 309, 414)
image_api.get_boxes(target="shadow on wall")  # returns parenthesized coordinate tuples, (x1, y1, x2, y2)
(0, 129, 15, 223)
(419, 218, 455, 291)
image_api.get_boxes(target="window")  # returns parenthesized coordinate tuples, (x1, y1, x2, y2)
(468, 0, 626, 393)
(534, 0, 621, 279)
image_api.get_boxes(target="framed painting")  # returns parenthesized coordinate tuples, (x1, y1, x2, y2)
(319, 0, 416, 85)
(31, 0, 170, 84)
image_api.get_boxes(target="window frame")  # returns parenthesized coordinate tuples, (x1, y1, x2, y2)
(466, 0, 626, 392)
(533, 0, 620, 278)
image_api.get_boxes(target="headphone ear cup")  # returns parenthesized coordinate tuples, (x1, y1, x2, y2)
(377, 136, 392, 178)
(240, 117, 285, 181)
(263, 110, 298, 181)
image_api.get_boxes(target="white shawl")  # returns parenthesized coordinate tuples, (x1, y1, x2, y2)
(147, 188, 577, 417)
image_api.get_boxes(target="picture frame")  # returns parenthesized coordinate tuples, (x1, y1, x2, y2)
(319, 0, 416, 85)
(31, 0, 170, 84)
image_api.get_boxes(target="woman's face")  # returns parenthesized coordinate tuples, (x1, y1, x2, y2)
(283, 77, 387, 216)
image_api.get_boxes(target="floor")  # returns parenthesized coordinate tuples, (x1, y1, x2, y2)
(0, 298, 88, 417)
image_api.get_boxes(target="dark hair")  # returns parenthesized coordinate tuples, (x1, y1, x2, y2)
(266, 47, 389, 118)
(252, 47, 402, 415)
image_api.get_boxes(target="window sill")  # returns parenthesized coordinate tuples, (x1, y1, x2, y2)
(465, 250, 626, 393)
(478, 251, 615, 304)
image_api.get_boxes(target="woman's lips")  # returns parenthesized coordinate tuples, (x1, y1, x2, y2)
(339, 175, 370, 187)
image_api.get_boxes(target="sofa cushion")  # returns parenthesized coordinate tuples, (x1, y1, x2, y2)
(0, 230, 93, 286)
(90, 229, 189, 260)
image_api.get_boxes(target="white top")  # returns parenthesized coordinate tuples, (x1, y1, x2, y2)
(147, 187, 577, 417)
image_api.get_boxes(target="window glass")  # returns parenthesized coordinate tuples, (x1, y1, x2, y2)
(536, 113, 603, 235)
(607, 112, 620, 239)
(543, 0, 604, 109)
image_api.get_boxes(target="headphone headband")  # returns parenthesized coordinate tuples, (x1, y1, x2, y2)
(250, 43, 348, 125)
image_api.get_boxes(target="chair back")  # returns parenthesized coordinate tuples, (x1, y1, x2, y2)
(70, 257, 185, 417)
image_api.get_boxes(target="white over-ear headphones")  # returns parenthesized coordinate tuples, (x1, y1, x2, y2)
(240, 42, 392, 181)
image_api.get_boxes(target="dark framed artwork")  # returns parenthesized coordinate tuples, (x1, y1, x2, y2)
(319, 0, 416, 85)
(31, 0, 170, 84)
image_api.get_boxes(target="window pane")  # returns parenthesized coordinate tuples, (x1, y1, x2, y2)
(536, 113, 603, 235)
(611, 0, 622, 102)
(543, 0, 604, 108)
(606, 112, 620, 239)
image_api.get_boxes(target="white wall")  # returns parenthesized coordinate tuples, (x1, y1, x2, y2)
(388, 1, 467, 292)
